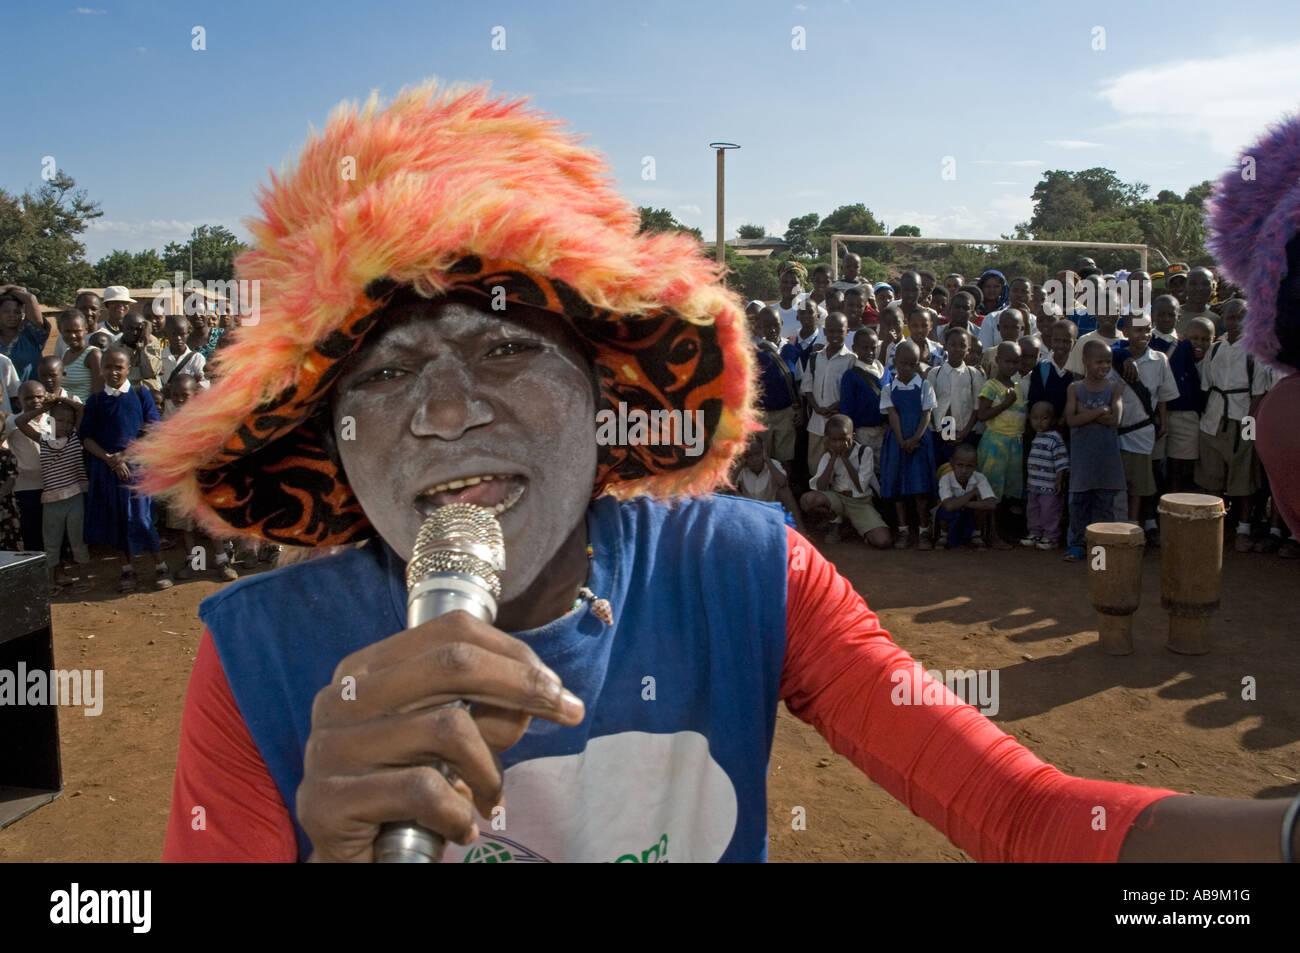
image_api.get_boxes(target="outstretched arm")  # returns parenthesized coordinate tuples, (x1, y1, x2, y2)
(779, 528, 1295, 862)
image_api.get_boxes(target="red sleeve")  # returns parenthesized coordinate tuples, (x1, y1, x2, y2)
(163, 629, 298, 862)
(1257, 375, 1300, 536)
(778, 527, 1179, 862)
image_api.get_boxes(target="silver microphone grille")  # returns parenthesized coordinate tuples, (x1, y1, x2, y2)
(407, 503, 506, 597)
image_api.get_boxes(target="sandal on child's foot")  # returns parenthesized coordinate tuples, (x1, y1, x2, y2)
(175, 565, 195, 581)
(219, 563, 239, 581)
(155, 566, 175, 590)
(969, 534, 988, 549)
(118, 568, 137, 592)
(1063, 546, 1085, 562)
(893, 532, 910, 550)
(916, 531, 934, 551)
(1019, 536, 1038, 548)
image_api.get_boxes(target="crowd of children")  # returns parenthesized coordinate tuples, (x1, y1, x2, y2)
(735, 259, 1291, 561)
(0, 287, 270, 595)
(0, 268, 1292, 597)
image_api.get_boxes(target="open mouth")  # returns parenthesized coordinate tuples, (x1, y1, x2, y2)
(414, 474, 527, 518)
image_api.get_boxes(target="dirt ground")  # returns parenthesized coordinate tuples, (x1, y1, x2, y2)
(1, 535, 1297, 863)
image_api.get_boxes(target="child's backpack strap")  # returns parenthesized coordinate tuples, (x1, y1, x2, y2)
(1116, 374, 1155, 436)
(851, 365, 882, 397)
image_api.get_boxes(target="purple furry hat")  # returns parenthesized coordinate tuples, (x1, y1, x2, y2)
(1207, 111, 1300, 373)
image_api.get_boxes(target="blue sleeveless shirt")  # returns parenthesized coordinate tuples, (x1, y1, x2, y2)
(199, 493, 790, 863)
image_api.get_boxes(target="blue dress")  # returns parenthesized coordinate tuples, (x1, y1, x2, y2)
(80, 386, 162, 555)
(1068, 381, 1125, 493)
(880, 383, 937, 498)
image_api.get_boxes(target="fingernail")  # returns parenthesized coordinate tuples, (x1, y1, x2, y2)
(560, 689, 584, 717)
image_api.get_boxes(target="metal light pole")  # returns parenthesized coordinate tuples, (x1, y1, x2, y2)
(709, 142, 739, 266)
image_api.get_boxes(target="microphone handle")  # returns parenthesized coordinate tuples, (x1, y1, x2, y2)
(373, 574, 498, 863)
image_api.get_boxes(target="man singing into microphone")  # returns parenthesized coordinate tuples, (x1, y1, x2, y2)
(136, 82, 1300, 863)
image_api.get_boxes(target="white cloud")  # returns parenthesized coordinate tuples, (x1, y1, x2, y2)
(1096, 42, 1300, 156)
(1045, 139, 1103, 149)
(766, 218, 785, 238)
(84, 218, 241, 260)
(1007, 159, 1044, 167)
(878, 206, 984, 238)
(677, 203, 702, 216)
(74, 7, 107, 13)
(795, 2, 808, 8)
(987, 193, 1034, 229)
(972, 159, 1043, 167)
(90, 218, 200, 235)
(991, 181, 1020, 186)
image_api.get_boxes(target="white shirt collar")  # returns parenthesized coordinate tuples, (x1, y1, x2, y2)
(103, 382, 130, 397)
(892, 374, 924, 389)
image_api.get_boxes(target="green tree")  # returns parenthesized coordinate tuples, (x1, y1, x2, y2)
(891, 224, 921, 237)
(817, 203, 886, 256)
(93, 248, 169, 288)
(1182, 180, 1213, 208)
(722, 246, 780, 301)
(0, 171, 101, 305)
(1028, 171, 1095, 234)
(856, 256, 889, 283)
(814, 203, 892, 262)
(1137, 203, 1207, 264)
(637, 207, 704, 242)
(783, 212, 821, 258)
(161, 225, 250, 282)
(737, 223, 766, 239)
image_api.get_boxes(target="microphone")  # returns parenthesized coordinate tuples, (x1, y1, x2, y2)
(372, 502, 505, 863)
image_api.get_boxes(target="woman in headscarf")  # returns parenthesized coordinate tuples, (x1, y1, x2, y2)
(137, 81, 1299, 863)
(975, 269, 1010, 317)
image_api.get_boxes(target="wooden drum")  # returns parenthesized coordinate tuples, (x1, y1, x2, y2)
(1085, 522, 1146, 655)
(1158, 493, 1226, 655)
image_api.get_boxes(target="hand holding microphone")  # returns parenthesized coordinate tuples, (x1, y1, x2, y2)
(295, 503, 585, 863)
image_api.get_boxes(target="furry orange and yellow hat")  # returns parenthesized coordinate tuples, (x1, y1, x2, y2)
(132, 80, 757, 547)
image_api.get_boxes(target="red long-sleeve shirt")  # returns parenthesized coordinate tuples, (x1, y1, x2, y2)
(164, 528, 1176, 862)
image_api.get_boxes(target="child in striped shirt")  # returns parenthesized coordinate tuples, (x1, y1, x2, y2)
(1022, 401, 1069, 549)
(16, 396, 91, 591)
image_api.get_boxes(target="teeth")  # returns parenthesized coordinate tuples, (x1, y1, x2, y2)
(416, 474, 525, 516)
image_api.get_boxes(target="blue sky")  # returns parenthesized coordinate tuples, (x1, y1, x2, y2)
(5, 0, 1299, 262)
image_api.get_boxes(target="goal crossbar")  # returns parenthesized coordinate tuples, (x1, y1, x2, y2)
(829, 234, 1168, 277)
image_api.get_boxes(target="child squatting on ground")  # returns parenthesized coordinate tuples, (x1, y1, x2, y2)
(800, 413, 892, 548)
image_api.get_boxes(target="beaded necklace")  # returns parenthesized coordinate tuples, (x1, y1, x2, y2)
(572, 543, 613, 625)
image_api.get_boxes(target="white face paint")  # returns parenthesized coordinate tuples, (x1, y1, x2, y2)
(332, 296, 598, 604)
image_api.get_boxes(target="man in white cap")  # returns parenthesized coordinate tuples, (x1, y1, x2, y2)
(1110, 310, 1179, 545)
(100, 286, 136, 338)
